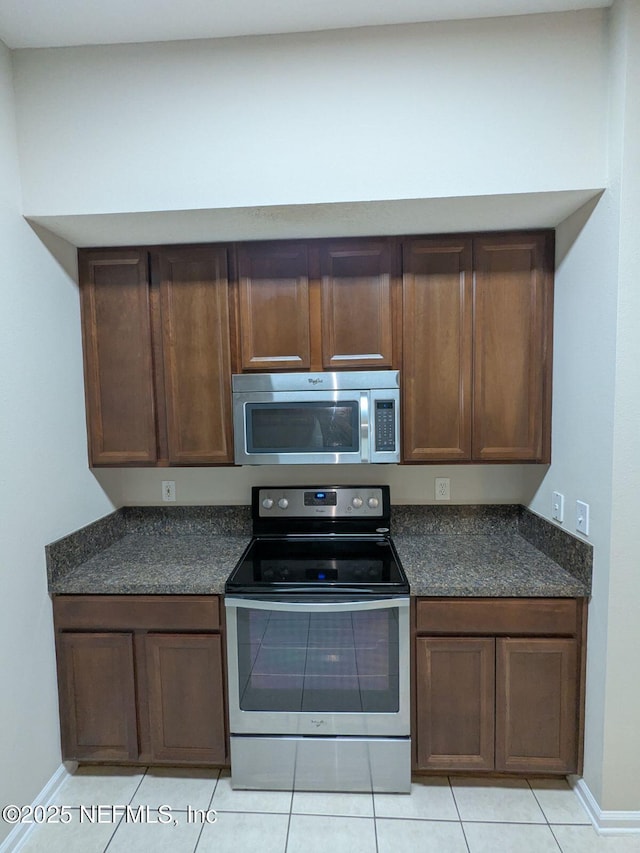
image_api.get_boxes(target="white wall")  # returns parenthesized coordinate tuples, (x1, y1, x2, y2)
(598, 0, 640, 812)
(526, 0, 640, 813)
(107, 464, 536, 506)
(0, 42, 117, 846)
(526, 193, 618, 808)
(12, 11, 607, 219)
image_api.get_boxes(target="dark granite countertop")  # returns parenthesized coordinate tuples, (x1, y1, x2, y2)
(47, 505, 592, 598)
(50, 533, 250, 595)
(395, 533, 588, 597)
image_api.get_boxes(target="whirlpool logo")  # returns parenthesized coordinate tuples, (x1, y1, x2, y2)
(307, 377, 324, 385)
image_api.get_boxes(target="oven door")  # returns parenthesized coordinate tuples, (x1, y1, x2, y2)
(225, 596, 410, 737)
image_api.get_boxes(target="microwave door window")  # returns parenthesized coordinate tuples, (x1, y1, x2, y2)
(246, 402, 359, 454)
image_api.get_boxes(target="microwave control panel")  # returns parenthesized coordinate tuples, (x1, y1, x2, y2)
(374, 400, 396, 452)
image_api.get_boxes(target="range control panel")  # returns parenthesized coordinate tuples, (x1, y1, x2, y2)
(256, 486, 386, 519)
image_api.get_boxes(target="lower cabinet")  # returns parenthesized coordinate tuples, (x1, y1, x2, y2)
(413, 598, 586, 775)
(53, 595, 227, 766)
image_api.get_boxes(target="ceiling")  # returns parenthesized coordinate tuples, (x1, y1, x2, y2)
(28, 190, 603, 249)
(0, 0, 610, 50)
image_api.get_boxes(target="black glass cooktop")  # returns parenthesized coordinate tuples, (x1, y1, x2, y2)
(225, 536, 409, 595)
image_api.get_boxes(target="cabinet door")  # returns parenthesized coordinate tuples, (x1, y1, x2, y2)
(472, 233, 553, 462)
(415, 637, 495, 771)
(320, 240, 395, 369)
(145, 634, 227, 764)
(402, 238, 472, 461)
(57, 632, 138, 761)
(237, 242, 310, 370)
(496, 637, 578, 773)
(157, 247, 233, 464)
(79, 250, 157, 465)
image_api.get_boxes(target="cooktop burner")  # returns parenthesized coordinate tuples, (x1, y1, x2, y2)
(225, 486, 409, 595)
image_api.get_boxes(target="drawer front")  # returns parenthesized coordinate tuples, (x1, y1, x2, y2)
(415, 597, 579, 636)
(53, 595, 220, 632)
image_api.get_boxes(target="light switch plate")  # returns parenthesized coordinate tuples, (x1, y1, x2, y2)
(162, 480, 176, 502)
(552, 491, 564, 522)
(576, 500, 590, 535)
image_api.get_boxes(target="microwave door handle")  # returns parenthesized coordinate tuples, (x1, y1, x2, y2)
(360, 391, 370, 462)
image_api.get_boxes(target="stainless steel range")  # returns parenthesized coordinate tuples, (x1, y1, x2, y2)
(224, 485, 410, 793)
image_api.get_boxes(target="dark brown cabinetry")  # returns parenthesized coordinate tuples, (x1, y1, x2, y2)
(155, 247, 233, 465)
(53, 595, 228, 766)
(79, 251, 158, 466)
(402, 238, 472, 462)
(145, 633, 226, 764)
(402, 232, 553, 463)
(79, 230, 553, 467)
(237, 242, 311, 371)
(413, 598, 585, 775)
(236, 238, 397, 372)
(57, 631, 138, 761)
(319, 241, 396, 369)
(473, 233, 553, 461)
(79, 247, 233, 467)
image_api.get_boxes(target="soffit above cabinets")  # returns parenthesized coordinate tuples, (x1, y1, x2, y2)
(26, 189, 602, 250)
(0, 0, 612, 50)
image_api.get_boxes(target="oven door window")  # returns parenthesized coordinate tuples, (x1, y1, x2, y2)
(245, 402, 359, 455)
(236, 607, 399, 713)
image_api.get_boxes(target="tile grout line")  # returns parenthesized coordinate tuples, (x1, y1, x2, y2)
(283, 788, 294, 853)
(193, 768, 222, 852)
(371, 789, 379, 853)
(448, 776, 472, 853)
(526, 779, 564, 853)
(101, 765, 149, 853)
(548, 824, 566, 853)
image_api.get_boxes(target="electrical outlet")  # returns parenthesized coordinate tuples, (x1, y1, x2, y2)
(435, 477, 450, 501)
(576, 500, 590, 535)
(552, 491, 564, 522)
(162, 480, 176, 502)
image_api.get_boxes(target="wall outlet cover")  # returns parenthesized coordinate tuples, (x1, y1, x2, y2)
(435, 477, 450, 501)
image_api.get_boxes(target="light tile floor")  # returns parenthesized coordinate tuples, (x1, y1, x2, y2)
(13, 767, 640, 853)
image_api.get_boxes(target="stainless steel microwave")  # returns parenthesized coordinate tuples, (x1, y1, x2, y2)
(232, 371, 400, 465)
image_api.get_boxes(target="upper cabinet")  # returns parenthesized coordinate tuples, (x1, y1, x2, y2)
(402, 238, 472, 462)
(401, 231, 553, 464)
(237, 242, 311, 371)
(79, 250, 158, 466)
(319, 240, 396, 370)
(155, 246, 233, 465)
(472, 233, 553, 462)
(78, 231, 553, 467)
(79, 246, 234, 467)
(236, 238, 398, 372)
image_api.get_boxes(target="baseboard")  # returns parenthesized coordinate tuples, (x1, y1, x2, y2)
(572, 777, 640, 834)
(0, 762, 77, 853)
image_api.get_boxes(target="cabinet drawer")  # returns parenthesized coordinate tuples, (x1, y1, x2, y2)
(53, 595, 220, 632)
(415, 597, 579, 636)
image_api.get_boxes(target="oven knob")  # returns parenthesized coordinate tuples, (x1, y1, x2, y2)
(351, 497, 363, 508)
(262, 498, 274, 510)
(367, 497, 380, 509)
(278, 498, 289, 509)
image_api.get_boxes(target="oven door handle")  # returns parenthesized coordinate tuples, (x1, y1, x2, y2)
(224, 596, 409, 613)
